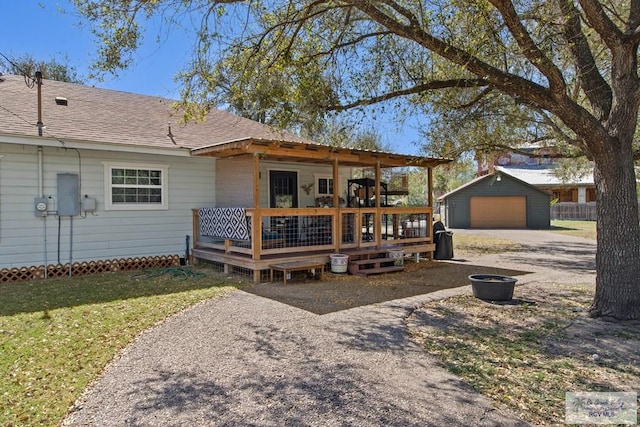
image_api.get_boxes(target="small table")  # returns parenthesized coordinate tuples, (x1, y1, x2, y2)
(270, 261, 325, 285)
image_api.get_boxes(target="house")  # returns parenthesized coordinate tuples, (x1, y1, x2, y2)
(0, 74, 450, 282)
(438, 171, 551, 229)
(478, 147, 596, 200)
(473, 147, 598, 220)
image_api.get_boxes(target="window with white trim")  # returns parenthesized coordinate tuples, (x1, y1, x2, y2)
(315, 175, 334, 196)
(104, 163, 168, 210)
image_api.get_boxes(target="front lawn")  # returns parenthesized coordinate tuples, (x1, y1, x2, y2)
(0, 267, 240, 427)
(550, 220, 596, 240)
(409, 285, 640, 426)
(454, 234, 528, 255)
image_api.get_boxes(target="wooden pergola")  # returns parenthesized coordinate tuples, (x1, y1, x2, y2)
(191, 138, 451, 281)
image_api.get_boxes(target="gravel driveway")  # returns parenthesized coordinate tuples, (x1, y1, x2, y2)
(64, 230, 596, 426)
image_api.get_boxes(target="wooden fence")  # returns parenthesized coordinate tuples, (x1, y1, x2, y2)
(551, 201, 640, 221)
(550, 202, 597, 220)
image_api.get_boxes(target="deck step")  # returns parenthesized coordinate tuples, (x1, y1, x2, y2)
(351, 266, 405, 276)
(349, 257, 397, 266)
(347, 251, 404, 275)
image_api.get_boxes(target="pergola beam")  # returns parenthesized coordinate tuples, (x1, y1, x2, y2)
(192, 139, 450, 169)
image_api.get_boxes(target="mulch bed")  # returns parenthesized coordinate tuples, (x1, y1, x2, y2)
(243, 260, 531, 314)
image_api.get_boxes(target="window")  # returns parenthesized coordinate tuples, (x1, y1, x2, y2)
(316, 176, 334, 196)
(104, 162, 168, 210)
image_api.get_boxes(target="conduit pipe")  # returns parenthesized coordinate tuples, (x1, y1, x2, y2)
(39, 146, 48, 278)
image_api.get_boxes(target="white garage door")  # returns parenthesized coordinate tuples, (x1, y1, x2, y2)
(470, 196, 527, 228)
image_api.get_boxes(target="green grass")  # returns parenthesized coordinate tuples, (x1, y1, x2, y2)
(454, 234, 529, 254)
(411, 287, 640, 426)
(550, 220, 596, 240)
(0, 267, 240, 427)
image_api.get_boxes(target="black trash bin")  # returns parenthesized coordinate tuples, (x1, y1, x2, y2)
(434, 230, 454, 260)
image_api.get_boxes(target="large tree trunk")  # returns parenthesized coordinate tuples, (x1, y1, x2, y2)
(590, 148, 640, 320)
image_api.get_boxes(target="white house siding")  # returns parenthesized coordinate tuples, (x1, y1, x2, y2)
(215, 157, 254, 207)
(215, 159, 352, 208)
(260, 161, 351, 208)
(0, 143, 215, 269)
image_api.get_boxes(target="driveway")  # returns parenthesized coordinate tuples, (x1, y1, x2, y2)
(64, 230, 596, 426)
(450, 228, 596, 285)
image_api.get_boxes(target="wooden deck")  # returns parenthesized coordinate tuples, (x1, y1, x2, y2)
(192, 242, 435, 283)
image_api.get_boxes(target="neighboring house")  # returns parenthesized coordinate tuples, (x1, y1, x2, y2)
(438, 171, 551, 229)
(0, 74, 449, 282)
(478, 147, 596, 203)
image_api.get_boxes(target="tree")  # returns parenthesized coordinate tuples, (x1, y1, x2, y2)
(72, 1, 640, 320)
(0, 53, 85, 84)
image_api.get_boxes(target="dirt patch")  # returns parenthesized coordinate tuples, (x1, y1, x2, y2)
(243, 260, 531, 314)
(406, 284, 640, 426)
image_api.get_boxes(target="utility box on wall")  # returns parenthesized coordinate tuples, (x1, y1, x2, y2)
(57, 173, 80, 216)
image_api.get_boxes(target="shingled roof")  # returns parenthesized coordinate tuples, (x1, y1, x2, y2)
(0, 74, 309, 151)
(0, 74, 451, 168)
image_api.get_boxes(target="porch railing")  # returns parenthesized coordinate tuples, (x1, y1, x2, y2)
(192, 207, 434, 259)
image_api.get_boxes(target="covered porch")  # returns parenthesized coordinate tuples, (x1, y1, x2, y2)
(190, 138, 450, 282)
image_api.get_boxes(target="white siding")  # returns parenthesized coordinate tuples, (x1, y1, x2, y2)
(0, 143, 215, 268)
(261, 161, 351, 208)
(216, 157, 254, 207)
(215, 159, 352, 208)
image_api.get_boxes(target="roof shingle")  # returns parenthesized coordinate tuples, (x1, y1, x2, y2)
(0, 74, 310, 150)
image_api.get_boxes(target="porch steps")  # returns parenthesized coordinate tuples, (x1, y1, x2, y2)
(347, 250, 405, 276)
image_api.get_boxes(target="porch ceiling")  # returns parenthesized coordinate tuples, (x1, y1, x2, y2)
(191, 138, 451, 168)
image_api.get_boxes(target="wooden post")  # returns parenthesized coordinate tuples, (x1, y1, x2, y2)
(374, 161, 382, 246)
(427, 167, 434, 261)
(192, 209, 199, 249)
(333, 158, 340, 252)
(252, 153, 262, 261)
(427, 167, 433, 207)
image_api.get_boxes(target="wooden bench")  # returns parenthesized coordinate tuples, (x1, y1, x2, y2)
(346, 250, 405, 276)
(270, 261, 325, 285)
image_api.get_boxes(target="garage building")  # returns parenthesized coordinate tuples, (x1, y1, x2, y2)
(438, 172, 551, 229)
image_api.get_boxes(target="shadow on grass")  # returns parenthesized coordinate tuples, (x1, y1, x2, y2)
(0, 267, 232, 316)
(549, 225, 579, 231)
(405, 286, 639, 426)
(244, 262, 532, 315)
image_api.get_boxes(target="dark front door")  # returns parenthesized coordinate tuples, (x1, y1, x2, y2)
(270, 171, 298, 242)
(269, 171, 298, 208)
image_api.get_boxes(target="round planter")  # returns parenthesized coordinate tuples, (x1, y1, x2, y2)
(330, 254, 349, 274)
(387, 249, 405, 266)
(469, 274, 517, 301)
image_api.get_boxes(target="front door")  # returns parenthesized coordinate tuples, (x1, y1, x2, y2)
(269, 171, 298, 242)
(269, 171, 298, 208)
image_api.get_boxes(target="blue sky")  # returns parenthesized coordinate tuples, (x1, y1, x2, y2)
(0, 0, 424, 154)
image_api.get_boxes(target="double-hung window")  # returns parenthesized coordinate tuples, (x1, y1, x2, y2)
(316, 175, 334, 196)
(104, 162, 168, 210)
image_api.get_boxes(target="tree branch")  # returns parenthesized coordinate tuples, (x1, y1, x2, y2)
(556, 0, 612, 120)
(488, 0, 567, 96)
(327, 78, 490, 111)
(578, 0, 624, 48)
(454, 87, 494, 110)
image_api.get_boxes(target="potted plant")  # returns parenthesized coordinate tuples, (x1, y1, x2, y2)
(469, 274, 517, 301)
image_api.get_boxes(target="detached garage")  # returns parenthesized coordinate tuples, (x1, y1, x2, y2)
(438, 172, 551, 229)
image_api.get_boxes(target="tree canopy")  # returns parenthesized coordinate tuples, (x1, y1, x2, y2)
(0, 53, 85, 84)
(72, 0, 640, 320)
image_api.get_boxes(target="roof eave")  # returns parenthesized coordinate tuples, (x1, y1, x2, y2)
(191, 138, 452, 168)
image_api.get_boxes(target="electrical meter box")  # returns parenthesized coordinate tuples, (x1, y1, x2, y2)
(82, 196, 97, 212)
(34, 197, 48, 217)
(57, 173, 80, 216)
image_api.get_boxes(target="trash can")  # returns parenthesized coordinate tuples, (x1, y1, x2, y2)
(434, 230, 454, 260)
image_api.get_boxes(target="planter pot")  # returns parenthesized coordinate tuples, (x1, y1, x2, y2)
(387, 249, 405, 266)
(330, 254, 349, 274)
(469, 274, 517, 301)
